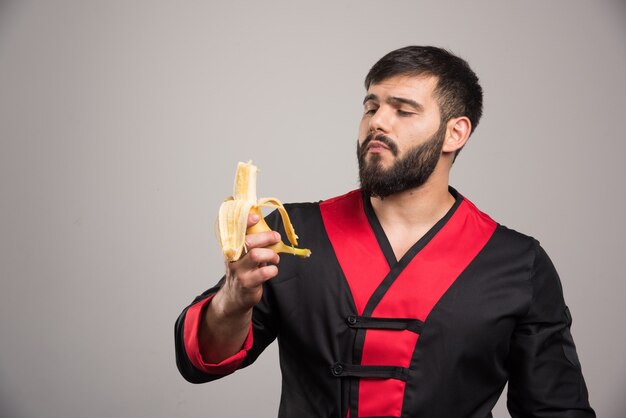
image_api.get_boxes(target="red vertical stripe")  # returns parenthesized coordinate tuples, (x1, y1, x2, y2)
(320, 190, 390, 314)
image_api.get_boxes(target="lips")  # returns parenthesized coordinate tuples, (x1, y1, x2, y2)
(366, 140, 390, 152)
(359, 133, 399, 157)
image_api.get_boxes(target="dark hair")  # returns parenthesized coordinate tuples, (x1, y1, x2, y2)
(365, 46, 483, 138)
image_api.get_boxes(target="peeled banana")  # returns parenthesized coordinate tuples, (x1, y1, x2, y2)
(217, 161, 312, 262)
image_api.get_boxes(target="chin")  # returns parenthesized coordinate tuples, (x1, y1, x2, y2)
(367, 155, 393, 170)
(367, 149, 387, 160)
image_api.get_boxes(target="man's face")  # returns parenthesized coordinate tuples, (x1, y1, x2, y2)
(357, 75, 446, 198)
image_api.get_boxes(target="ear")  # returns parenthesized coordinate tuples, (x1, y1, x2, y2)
(442, 117, 471, 154)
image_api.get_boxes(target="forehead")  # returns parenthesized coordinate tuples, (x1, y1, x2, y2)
(366, 74, 439, 103)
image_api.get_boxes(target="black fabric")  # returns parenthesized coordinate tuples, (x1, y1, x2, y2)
(346, 315, 423, 334)
(174, 197, 595, 418)
(330, 363, 410, 381)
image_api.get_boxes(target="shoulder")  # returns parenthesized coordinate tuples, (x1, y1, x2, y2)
(493, 223, 539, 252)
(283, 200, 322, 214)
(462, 196, 561, 306)
(280, 189, 363, 219)
(460, 191, 542, 262)
(319, 189, 362, 207)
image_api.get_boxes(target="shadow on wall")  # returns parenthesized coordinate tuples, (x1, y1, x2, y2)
(0, 374, 24, 418)
(0, 0, 16, 18)
(612, 0, 626, 16)
(0, 0, 18, 41)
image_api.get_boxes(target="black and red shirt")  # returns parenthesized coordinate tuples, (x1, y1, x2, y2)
(175, 188, 594, 417)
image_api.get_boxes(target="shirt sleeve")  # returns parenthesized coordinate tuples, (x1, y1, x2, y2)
(175, 277, 279, 384)
(182, 295, 254, 375)
(506, 241, 595, 417)
(174, 209, 288, 384)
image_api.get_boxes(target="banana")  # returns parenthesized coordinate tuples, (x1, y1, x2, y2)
(217, 161, 312, 262)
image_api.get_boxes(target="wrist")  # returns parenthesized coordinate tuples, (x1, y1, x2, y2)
(210, 288, 253, 324)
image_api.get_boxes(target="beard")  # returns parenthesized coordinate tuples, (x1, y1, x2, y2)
(357, 123, 446, 199)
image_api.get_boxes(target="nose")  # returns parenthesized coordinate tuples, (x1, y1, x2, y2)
(368, 106, 391, 134)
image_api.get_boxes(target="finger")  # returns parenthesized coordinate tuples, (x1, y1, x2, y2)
(234, 264, 279, 290)
(227, 247, 279, 277)
(228, 252, 280, 287)
(256, 264, 279, 281)
(247, 212, 261, 228)
(242, 247, 280, 268)
(245, 230, 281, 250)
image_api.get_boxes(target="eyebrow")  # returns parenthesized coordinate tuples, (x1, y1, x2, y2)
(362, 93, 424, 112)
(362, 93, 378, 105)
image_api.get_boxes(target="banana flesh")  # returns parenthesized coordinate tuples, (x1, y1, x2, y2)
(217, 161, 312, 262)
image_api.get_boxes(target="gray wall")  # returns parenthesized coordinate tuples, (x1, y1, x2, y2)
(1, 1, 624, 417)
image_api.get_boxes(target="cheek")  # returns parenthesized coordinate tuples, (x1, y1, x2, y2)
(358, 117, 370, 138)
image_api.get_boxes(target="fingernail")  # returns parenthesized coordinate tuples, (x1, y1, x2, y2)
(274, 231, 280, 241)
(250, 214, 260, 222)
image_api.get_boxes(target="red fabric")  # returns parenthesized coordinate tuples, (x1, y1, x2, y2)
(183, 295, 254, 374)
(359, 379, 406, 417)
(320, 190, 390, 314)
(361, 329, 418, 367)
(321, 191, 497, 417)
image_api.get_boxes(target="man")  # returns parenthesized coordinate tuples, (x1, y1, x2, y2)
(175, 46, 594, 417)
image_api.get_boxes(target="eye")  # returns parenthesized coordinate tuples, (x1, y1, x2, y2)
(364, 107, 378, 116)
(397, 109, 414, 117)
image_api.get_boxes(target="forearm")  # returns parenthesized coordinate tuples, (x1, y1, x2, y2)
(197, 288, 253, 364)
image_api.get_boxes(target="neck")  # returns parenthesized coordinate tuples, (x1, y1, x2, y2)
(369, 178, 454, 261)
(369, 170, 455, 229)
(366, 157, 456, 260)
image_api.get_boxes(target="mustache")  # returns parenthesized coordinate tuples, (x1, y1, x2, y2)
(360, 133, 399, 156)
